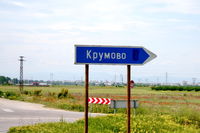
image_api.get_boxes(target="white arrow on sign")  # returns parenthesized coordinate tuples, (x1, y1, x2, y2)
(142, 47, 157, 65)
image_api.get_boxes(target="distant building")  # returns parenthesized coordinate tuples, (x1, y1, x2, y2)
(31, 82, 49, 87)
(182, 81, 188, 86)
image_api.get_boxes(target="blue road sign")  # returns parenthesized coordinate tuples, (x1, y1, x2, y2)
(75, 45, 156, 65)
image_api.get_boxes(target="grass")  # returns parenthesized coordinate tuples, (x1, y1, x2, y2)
(1, 85, 200, 113)
(8, 114, 200, 133)
(1, 85, 200, 132)
(1, 85, 200, 95)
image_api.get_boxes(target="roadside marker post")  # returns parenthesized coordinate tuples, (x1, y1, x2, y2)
(88, 97, 112, 115)
(74, 45, 156, 133)
(88, 97, 112, 104)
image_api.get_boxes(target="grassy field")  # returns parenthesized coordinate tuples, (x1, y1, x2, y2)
(1, 85, 200, 96)
(1, 85, 200, 104)
(1, 85, 200, 132)
(8, 114, 200, 133)
(1, 85, 200, 112)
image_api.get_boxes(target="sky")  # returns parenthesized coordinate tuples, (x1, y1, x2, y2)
(0, 0, 200, 84)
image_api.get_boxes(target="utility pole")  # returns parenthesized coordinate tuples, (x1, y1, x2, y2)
(120, 74, 123, 84)
(165, 72, 168, 85)
(19, 56, 25, 93)
(50, 73, 53, 85)
(114, 73, 116, 85)
(157, 77, 159, 85)
(192, 78, 196, 86)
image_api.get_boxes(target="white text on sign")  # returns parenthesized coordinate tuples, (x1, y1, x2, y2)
(86, 50, 127, 61)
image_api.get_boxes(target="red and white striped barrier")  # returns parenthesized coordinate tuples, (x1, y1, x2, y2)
(88, 97, 111, 105)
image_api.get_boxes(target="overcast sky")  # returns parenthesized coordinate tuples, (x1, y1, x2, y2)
(0, 0, 200, 83)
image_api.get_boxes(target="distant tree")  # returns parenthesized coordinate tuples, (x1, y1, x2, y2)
(90, 82, 96, 86)
(12, 78, 19, 84)
(24, 80, 29, 84)
(0, 76, 6, 84)
(39, 80, 44, 82)
(99, 82, 105, 87)
(0, 76, 11, 85)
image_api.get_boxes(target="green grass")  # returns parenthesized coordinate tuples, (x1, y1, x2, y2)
(1, 85, 200, 96)
(8, 114, 200, 133)
(152, 86, 200, 91)
(1, 85, 200, 113)
(1, 85, 200, 132)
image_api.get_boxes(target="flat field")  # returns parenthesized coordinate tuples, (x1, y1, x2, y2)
(1, 85, 200, 132)
(1, 85, 200, 106)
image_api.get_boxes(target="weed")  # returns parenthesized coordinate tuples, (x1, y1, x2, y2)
(22, 90, 32, 95)
(47, 92, 56, 97)
(57, 88, 68, 98)
(33, 89, 42, 96)
(0, 90, 3, 97)
(8, 114, 200, 133)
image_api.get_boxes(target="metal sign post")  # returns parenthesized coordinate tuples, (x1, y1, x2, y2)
(85, 64, 89, 133)
(127, 65, 131, 133)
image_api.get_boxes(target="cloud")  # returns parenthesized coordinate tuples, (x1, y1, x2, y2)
(85, 0, 129, 13)
(10, 1, 27, 8)
(166, 18, 186, 23)
(176, 25, 200, 31)
(144, 0, 200, 14)
(77, 23, 125, 32)
(0, 0, 200, 81)
(0, 0, 28, 8)
(0, 0, 152, 33)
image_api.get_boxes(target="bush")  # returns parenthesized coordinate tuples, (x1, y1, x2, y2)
(178, 87, 184, 91)
(3, 91, 20, 100)
(4, 91, 17, 98)
(57, 88, 68, 98)
(33, 89, 42, 96)
(195, 87, 200, 91)
(7, 96, 18, 100)
(22, 90, 32, 95)
(46, 92, 56, 97)
(0, 90, 4, 97)
(151, 86, 200, 92)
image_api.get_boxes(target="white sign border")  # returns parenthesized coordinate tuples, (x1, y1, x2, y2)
(74, 44, 157, 65)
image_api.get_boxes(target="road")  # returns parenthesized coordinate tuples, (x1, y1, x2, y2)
(0, 98, 103, 133)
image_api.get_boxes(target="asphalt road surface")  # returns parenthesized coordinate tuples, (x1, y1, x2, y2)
(0, 98, 103, 133)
